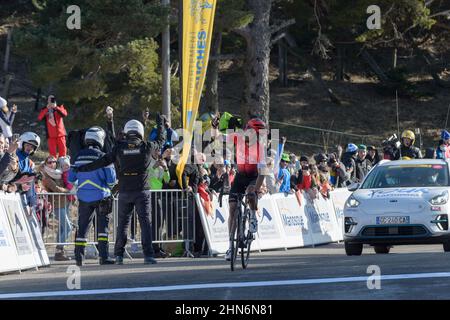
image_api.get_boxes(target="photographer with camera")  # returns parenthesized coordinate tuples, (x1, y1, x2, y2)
(396, 130, 422, 160)
(38, 95, 68, 158)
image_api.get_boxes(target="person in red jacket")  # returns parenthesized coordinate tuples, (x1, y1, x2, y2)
(38, 95, 68, 157)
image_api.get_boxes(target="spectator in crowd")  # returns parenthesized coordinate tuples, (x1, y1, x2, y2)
(0, 136, 19, 189)
(436, 139, 446, 159)
(0, 97, 17, 142)
(366, 145, 381, 166)
(277, 153, 291, 193)
(317, 164, 332, 199)
(287, 153, 299, 176)
(328, 154, 351, 188)
(425, 147, 437, 159)
(263, 150, 278, 194)
(314, 153, 328, 167)
(35, 175, 52, 235)
(39, 155, 72, 261)
(299, 155, 309, 168)
(58, 156, 76, 203)
(341, 143, 358, 182)
(355, 144, 372, 182)
(38, 95, 68, 158)
(440, 130, 450, 159)
(16, 132, 40, 207)
(148, 114, 178, 149)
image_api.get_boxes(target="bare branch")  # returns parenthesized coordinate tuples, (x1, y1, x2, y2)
(425, 0, 436, 7)
(270, 32, 286, 46)
(270, 18, 296, 35)
(430, 10, 450, 18)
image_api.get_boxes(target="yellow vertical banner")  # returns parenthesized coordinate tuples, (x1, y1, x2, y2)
(177, 0, 217, 187)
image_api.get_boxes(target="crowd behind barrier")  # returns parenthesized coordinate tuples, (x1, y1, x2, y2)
(0, 94, 449, 265)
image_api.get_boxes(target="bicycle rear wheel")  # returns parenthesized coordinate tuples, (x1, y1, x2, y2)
(230, 210, 240, 271)
(241, 208, 252, 269)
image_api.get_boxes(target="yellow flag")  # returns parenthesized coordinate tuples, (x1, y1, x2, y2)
(177, 0, 217, 188)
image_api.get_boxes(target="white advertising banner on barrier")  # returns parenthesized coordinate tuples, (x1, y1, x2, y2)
(255, 195, 285, 250)
(2, 194, 37, 270)
(305, 195, 341, 245)
(0, 198, 20, 273)
(20, 194, 50, 267)
(197, 189, 351, 255)
(330, 188, 352, 240)
(273, 193, 312, 248)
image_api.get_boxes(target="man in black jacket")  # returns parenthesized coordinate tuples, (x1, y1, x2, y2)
(75, 114, 165, 265)
(355, 145, 372, 183)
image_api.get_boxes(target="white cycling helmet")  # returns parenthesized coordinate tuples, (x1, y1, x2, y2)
(18, 132, 41, 155)
(124, 120, 144, 139)
(85, 126, 106, 148)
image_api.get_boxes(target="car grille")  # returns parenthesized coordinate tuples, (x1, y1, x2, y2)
(360, 226, 428, 237)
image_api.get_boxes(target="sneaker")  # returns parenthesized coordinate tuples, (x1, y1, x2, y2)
(54, 252, 72, 261)
(99, 258, 115, 265)
(225, 249, 232, 261)
(115, 256, 124, 265)
(249, 211, 258, 233)
(144, 256, 157, 265)
(75, 259, 83, 267)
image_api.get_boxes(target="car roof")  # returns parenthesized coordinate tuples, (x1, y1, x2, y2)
(378, 159, 448, 167)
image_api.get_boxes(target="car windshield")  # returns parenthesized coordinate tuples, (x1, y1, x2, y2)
(361, 163, 450, 189)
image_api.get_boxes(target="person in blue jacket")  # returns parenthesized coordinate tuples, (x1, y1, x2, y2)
(69, 126, 117, 266)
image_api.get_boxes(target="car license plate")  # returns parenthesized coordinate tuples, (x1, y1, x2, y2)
(376, 216, 410, 225)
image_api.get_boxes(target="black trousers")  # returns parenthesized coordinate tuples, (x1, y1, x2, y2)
(115, 190, 154, 258)
(74, 198, 112, 260)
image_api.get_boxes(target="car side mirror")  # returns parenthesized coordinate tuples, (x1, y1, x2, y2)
(348, 182, 360, 192)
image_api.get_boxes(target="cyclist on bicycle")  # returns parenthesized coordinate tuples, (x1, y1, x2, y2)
(225, 117, 270, 261)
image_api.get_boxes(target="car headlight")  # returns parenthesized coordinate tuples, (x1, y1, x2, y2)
(430, 191, 449, 205)
(346, 196, 360, 208)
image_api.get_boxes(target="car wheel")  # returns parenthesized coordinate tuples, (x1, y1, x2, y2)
(345, 242, 363, 256)
(374, 245, 390, 254)
(443, 241, 450, 252)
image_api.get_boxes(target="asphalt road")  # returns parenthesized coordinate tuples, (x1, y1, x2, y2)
(2, 243, 450, 300)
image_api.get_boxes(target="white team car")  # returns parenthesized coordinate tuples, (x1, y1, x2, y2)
(344, 159, 450, 255)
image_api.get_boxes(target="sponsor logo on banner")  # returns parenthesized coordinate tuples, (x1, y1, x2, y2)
(370, 188, 429, 199)
(276, 198, 308, 236)
(0, 228, 8, 247)
(260, 208, 273, 223)
(207, 207, 228, 242)
(4, 199, 33, 255)
(257, 201, 281, 239)
(214, 209, 225, 225)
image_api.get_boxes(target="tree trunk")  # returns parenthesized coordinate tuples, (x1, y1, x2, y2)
(238, 0, 272, 123)
(204, 31, 222, 115)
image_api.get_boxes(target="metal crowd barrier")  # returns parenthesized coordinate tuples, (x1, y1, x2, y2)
(36, 190, 196, 255)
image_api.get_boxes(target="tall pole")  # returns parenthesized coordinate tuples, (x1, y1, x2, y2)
(162, 0, 171, 123)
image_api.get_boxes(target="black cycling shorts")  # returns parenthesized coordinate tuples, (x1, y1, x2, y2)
(229, 173, 257, 202)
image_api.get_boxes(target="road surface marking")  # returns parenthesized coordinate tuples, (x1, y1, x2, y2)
(1, 271, 450, 299)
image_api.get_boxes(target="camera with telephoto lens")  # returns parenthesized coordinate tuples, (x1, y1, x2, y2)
(382, 134, 401, 149)
(382, 133, 401, 159)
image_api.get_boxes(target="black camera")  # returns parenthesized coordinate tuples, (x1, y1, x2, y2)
(382, 133, 401, 149)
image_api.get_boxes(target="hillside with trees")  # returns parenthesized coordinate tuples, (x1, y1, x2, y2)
(1, 0, 449, 155)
